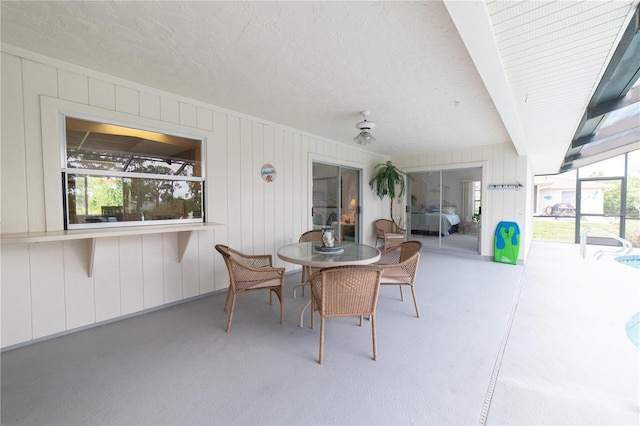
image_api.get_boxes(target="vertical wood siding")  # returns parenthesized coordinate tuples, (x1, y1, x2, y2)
(1, 46, 531, 349)
(0, 48, 386, 348)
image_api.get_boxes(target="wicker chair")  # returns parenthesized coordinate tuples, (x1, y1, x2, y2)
(292, 230, 324, 298)
(375, 219, 406, 250)
(374, 240, 422, 318)
(309, 265, 383, 364)
(215, 245, 285, 332)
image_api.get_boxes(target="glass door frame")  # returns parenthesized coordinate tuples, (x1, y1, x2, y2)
(311, 161, 362, 243)
(576, 175, 626, 245)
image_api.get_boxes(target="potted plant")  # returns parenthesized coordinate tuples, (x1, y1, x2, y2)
(369, 160, 407, 224)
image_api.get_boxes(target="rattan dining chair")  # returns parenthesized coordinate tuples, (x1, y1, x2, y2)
(309, 265, 383, 364)
(374, 219, 406, 250)
(292, 230, 324, 298)
(215, 244, 285, 332)
(374, 240, 422, 318)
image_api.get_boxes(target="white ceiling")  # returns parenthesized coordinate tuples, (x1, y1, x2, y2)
(1, 1, 637, 174)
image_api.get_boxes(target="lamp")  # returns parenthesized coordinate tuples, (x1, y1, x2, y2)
(354, 110, 376, 145)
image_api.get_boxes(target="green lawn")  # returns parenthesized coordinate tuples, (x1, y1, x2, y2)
(533, 216, 640, 247)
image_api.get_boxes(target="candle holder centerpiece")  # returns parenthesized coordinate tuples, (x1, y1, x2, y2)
(314, 227, 344, 254)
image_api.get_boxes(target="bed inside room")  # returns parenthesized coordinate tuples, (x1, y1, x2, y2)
(410, 203, 461, 236)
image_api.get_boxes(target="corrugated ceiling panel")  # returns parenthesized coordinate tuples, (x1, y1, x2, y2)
(497, 10, 628, 55)
(491, 2, 599, 35)
(508, 48, 617, 85)
(485, 1, 634, 127)
(492, 2, 624, 35)
(505, 35, 616, 71)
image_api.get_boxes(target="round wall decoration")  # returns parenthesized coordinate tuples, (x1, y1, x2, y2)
(261, 163, 277, 182)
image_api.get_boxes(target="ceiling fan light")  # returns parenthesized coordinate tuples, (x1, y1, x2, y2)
(354, 131, 376, 145)
(353, 110, 376, 145)
(355, 120, 375, 131)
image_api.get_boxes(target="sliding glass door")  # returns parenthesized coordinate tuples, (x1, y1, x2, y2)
(408, 167, 482, 253)
(312, 163, 361, 242)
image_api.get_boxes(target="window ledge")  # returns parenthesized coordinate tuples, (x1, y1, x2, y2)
(1, 222, 223, 277)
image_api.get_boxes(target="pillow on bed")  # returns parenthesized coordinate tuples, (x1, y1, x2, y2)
(426, 205, 457, 214)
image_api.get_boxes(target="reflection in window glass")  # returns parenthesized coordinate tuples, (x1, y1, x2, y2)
(626, 150, 640, 246)
(66, 174, 203, 225)
(65, 117, 201, 176)
(63, 117, 204, 229)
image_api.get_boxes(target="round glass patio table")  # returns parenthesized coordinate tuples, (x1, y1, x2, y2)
(277, 241, 381, 327)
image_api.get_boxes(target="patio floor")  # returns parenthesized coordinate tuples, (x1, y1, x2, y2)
(1, 241, 638, 425)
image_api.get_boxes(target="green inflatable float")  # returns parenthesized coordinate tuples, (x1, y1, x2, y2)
(494, 221, 520, 265)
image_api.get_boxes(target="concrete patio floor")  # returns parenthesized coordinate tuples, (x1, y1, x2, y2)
(1, 241, 638, 425)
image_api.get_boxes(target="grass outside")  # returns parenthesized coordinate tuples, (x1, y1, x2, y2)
(533, 216, 640, 247)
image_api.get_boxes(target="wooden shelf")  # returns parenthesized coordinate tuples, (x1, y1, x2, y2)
(1, 222, 222, 277)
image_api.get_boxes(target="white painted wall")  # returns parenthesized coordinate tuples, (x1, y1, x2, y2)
(0, 46, 386, 349)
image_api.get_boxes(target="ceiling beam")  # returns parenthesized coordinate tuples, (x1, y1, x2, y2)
(444, 1, 528, 157)
(587, 85, 640, 120)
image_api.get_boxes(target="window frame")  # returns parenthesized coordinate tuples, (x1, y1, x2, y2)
(61, 113, 206, 230)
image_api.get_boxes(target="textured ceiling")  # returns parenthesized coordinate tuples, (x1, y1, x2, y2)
(1, 1, 637, 174)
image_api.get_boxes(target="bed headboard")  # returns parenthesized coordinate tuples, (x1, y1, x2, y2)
(424, 200, 456, 214)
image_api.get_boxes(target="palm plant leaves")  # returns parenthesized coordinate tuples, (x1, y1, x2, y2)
(369, 161, 406, 223)
(369, 161, 406, 199)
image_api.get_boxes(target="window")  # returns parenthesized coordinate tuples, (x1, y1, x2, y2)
(473, 180, 482, 217)
(63, 117, 204, 229)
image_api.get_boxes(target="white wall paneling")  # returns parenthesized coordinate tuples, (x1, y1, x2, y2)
(64, 239, 96, 329)
(282, 130, 294, 249)
(59, 69, 89, 104)
(273, 128, 286, 268)
(180, 102, 197, 128)
(88, 78, 115, 110)
(115, 85, 139, 115)
(197, 229, 216, 294)
(225, 115, 242, 252)
(142, 234, 165, 310)
(252, 122, 266, 255)
(162, 233, 183, 304)
(93, 237, 122, 322)
(23, 59, 57, 233)
(140, 92, 161, 120)
(0, 245, 32, 347)
(160, 97, 180, 124)
(1, 48, 386, 349)
(0, 52, 28, 233)
(263, 126, 276, 258)
(180, 231, 201, 300)
(30, 242, 66, 339)
(119, 235, 145, 316)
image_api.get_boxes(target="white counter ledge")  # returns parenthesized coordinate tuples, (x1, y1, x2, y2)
(1, 222, 223, 277)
